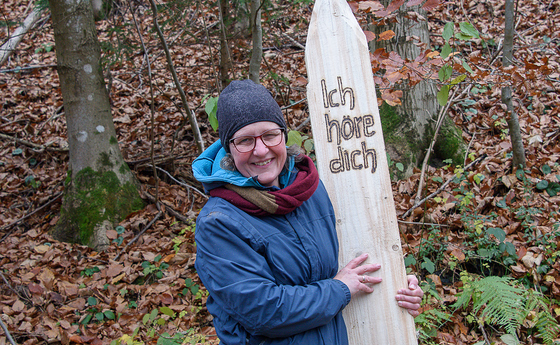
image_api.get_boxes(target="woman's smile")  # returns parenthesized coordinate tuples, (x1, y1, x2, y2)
(253, 158, 273, 166)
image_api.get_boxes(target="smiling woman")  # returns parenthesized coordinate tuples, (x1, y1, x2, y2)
(228, 122, 287, 188)
(191, 79, 423, 345)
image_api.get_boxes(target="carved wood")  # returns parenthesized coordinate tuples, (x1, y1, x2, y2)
(305, 0, 418, 343)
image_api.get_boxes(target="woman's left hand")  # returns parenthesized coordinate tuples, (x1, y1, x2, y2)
(395, 275, 424, 317)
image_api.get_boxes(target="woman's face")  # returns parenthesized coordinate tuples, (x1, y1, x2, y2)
(229, 121, 287, 188)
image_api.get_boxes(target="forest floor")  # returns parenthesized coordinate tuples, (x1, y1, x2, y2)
(1, 0, 559, 344)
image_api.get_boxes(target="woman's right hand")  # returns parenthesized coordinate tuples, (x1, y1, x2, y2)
(334, 253, 382, 296)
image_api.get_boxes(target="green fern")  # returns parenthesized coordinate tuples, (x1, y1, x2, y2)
(525, 290, 560, 344)
(452, 274, 560, 344)
(415, 307, 452, 343)
(453, 275, 524, 339)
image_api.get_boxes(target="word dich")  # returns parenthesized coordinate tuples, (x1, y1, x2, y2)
(325, 113, 377, 174)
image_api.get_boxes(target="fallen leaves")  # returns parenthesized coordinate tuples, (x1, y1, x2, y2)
(1, 0, 560, 344)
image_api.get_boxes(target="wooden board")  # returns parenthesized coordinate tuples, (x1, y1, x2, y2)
(305, 0, 418, 344)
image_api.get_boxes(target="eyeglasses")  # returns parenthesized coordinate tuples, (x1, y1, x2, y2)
(229, 128, 285, 153)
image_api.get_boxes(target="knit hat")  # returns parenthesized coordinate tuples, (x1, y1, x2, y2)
(217, 79, 287, 153)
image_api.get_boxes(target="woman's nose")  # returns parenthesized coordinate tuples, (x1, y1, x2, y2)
(252, 137, 269, 155)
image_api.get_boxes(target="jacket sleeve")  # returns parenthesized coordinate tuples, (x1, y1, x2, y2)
(195, 208, 351, 339)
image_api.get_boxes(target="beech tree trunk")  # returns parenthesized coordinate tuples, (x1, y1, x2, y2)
(218, 0, 232, 87)
(370, 3, 466, 178)
(502, 0, 526, 169)
(49, 0, 144, 250)
(248, 0, 263, 83)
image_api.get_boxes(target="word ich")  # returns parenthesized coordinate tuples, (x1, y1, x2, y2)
(321, 77, 377, 174)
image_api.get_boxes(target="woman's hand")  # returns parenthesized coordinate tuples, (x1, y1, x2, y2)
(334, 253, 382, 296)
(395, 275, 424, 317)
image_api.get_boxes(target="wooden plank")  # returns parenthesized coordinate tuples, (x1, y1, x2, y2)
(304, 0, 418, 344)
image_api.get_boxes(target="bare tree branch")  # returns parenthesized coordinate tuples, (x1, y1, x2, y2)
(0, 7, 45, 67)
(148, 0, 205, 154)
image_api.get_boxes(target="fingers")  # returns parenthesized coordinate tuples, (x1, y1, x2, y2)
(407, 309, 421, 317)
(357, 262, 381, 275)
(396, 275, 424, 316)
(345, 253, 370, 269)
(355, 268, 382, 294)
(395, 294, 422, 305)
(395, 294, 422, 317)
(335, 254, 383, 296)
(345, 254, 381, 276)
(407, 274, 420, 290)
(349, 254, 382, 287)
(397, 287, 424, 298)
(360, 274, 382, 284)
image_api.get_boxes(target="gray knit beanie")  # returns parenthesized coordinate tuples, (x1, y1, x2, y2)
(217, 79, 287, 153)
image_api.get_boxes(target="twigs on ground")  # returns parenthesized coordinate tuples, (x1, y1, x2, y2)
(143, 191, 194, 224)
(125, 153, 191, 168)
(0, 317, 16, 345)
(130, 0, 160, 203)
(36, 105, 64, 135)
(0, 133, 68, 152)
(150, 164, 206, 216)
(198, 0, 220, 91)
(0, 64, 57, 74)
(0, 6, 46, 67)
(397, 220, 449, 227)
(401, 154, 486, 219)
(114, 209, 163, 261)
(464, 132, 478, 166)
(151, 165, 207, 200)
(414, 85, 472, 204)
(282, 32, 305, 50)
(479, 324, 491, 345)
(0, 192, 63, 242)
(0, 272, 21, 300)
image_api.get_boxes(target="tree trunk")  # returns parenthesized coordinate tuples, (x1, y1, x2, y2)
(370, 4, 466, 179)
(502, 0, 526, 169)
(248, 0, 263, 83)
(91, 0, 111, 21)
(218, 0, 232, 87)
(49, 0, 144, 251)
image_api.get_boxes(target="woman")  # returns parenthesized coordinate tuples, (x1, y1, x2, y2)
(193, 79, 423, 345)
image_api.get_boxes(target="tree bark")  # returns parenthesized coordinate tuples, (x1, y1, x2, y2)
(248, 0, 263, 83)
(502, 0, 526, 169)
(49, 0, 143, 250)
(218, 0, 232, 87)
(370, 4, 466, 178)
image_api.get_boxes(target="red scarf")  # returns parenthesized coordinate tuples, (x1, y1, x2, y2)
(209, 155, 319, 216)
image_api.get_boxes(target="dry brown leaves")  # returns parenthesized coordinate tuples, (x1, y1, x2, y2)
(1, 0, 560, 344)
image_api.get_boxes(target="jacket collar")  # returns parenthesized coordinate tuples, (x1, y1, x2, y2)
(192, 140, 296, 192)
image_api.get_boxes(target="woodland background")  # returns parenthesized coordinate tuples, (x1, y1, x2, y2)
(0, 0, 559, 344)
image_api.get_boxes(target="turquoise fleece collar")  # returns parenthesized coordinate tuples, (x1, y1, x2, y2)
(192, 140, 296, 192)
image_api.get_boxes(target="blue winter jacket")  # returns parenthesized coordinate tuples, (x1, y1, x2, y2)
(193, 141, 351, 345)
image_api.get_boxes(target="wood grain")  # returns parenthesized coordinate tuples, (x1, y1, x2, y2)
(305, 0, 418, 343)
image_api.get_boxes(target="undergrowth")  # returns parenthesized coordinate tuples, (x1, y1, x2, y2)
(411, 164, 560, 344)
